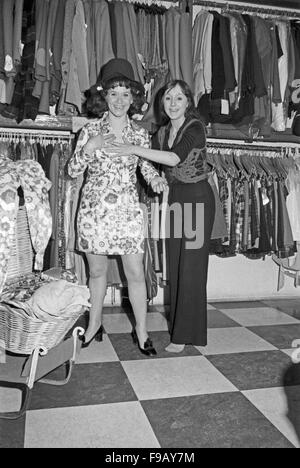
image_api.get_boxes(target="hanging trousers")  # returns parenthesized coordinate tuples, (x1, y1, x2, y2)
(167, 180, 215, 346)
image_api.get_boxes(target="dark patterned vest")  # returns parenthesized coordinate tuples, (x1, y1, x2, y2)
(158, 119, 209, 184)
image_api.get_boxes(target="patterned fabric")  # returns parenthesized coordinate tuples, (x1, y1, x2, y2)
(155, 117, 209, 184)
(0, 156, 52, 295)
(251, 179, 261, 246)
(0, 0, 39, 122)
(234, 179, 245, 252)
(68, 113, 159, 255)
(218, 175, 229, 238)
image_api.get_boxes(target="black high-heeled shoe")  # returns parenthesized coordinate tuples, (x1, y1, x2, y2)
(131, 329, 157, 356)
(81, 325, 104, 348)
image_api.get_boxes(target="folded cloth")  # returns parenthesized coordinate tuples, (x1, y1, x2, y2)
(27, 280, 90, 320)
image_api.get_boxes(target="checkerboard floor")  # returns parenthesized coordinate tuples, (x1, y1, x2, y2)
(1, 299, 300, 448)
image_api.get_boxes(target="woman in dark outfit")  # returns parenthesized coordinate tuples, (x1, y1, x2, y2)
(105, 80, 215, 353)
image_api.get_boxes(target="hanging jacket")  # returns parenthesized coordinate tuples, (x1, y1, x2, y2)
(0, 156, 52, 295)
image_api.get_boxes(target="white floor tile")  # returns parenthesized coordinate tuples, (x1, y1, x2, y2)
(122, 356, 237, 401)
(243, 387, 300, 448)
(0, 387, 22, 413)
(25, 402, 160, 448)
(103, 312, 168, 334)
(149, 305, 169, 313)
(103, 313, 133, 333)
(76, 334, 119, 364)
(146, 312, 169, 331)
(220, 307, 300, 327)
(196, 328, 277, 355)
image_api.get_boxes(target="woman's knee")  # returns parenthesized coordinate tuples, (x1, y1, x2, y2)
(87, 257, 108, 279)
(126, 269, 145, 283)
(123, 261, 145, 283)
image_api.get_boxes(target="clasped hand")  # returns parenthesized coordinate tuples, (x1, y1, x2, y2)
(105, 142, 168, 194)
(84, 133, 116, 153)
(150, 176, 168, 194)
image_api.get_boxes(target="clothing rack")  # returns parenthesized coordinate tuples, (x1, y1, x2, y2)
(207, 138, 300, 150)
(192, 0, 300, 19)
(0, 127, 75, 143)
(207, 138, 300, 156)
(107, 0, 178, 5)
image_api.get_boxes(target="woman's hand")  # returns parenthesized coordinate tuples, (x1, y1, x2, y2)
(104, 142, 136, 157)
(84, 133, 116, 153)
(150, 176, 168, 194)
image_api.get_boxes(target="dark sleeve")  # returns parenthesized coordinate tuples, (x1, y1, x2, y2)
(151, 131, 160, 150)
(172, 122, 206, 163)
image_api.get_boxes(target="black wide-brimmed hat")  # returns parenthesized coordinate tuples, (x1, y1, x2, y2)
(100, 58, 136, 83)
(86, 58, 144, 97)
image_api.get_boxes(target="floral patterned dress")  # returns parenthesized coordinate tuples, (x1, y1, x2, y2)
(0, 156, 52, 295)
(68, 113, 159, 255)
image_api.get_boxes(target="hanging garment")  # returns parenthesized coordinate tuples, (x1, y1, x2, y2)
(107, 0, 117, 57)
(50, 0, 66, 106)
(227, 12, 248, 108)
(165, 7, 181, 82)
(49, 145, 60, 267)
(60, 0, 76, 87)
(253, 16, 272, 133)
(208, 175, 228, 240)
(0, 0, 39, 122)
(65, 0, 90, 112)
(193, 10, 213, 103)
(0, 2, 5, 78)
(272, 21, 289, 132)
(224, 13, 239, 105)
(0, 156, 52, 295)
(33, 0, 50, 105)
(179, 11, 193, 91)
(121, 2, 145, 84)
(94, 0, 115, 79)
(286, 167, 300, 241)
(2, 0, 24, 79)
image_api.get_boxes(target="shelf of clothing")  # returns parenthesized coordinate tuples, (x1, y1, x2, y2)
(207, 138, 300, 153)
(191, 0, 300, 18)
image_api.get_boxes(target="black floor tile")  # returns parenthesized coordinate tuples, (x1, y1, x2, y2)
(0, 415, 26, 448)
(207, 310, 240, 328)
(262, 300, 300, 320)
(29, 362, 137, 410)
(210, 301, 267, 309)
(283, 383, 300, 443)
(248, 324, 300, 349)
(108, 331, 201, 361)
(142, 393, 294, 448)
(103, 306, 133, 315)
(207, 351, 299, 391)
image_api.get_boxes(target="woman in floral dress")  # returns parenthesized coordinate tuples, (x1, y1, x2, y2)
(68, 59, 166, 355)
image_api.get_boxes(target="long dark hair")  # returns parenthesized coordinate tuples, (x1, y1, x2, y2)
(155, 80, 201, 126)
(84, 77, 146, 118)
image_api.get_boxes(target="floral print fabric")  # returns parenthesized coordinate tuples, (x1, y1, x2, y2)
(0, 156, 52, 295)
(68, 113, 159, 255)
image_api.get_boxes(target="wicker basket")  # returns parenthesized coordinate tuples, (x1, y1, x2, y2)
(0, 205, 84, 355)
(0, 304, 83, 355)
(6, 205, 33, 281)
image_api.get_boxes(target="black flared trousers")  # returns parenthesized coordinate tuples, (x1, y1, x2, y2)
(167, 180, 215, 346)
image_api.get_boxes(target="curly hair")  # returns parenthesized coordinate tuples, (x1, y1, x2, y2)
(154, 80, 201, 126)
(84, 77, 146, 118)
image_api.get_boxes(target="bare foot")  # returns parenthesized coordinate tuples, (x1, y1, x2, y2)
(165, 343, 185, 353)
